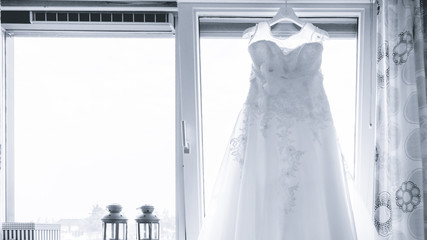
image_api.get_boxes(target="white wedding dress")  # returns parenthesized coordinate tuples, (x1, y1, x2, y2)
(198, 22, 357, 240)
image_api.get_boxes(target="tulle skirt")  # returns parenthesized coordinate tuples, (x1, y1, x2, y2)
(197, 104, 366, 240)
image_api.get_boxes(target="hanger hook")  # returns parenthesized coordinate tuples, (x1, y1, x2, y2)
(286, 0, 288, 8)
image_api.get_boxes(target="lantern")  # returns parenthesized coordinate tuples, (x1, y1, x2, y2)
(136, 205, 160, 240)
(102, 204, 128, 240)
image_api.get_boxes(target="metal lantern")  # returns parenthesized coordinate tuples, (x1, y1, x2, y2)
(136, 205, 160, 240)
(102, 204, 128, 240)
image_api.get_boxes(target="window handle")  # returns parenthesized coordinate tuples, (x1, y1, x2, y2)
(181, 121, 190, 154)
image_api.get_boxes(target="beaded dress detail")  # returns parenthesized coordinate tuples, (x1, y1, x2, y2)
(198, 22, 357, 240)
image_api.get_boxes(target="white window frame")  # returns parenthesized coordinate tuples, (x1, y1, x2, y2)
(0, 28, 6, 226)
(0, 2, 181, 236)
(177, 2, 376, 240)
(0, 2, 376, 240)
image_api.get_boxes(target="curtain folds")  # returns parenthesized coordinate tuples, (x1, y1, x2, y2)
(374, 0, 426, 239)
(423, 2, 427, 77)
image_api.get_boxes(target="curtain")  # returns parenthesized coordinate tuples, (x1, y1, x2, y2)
(423, 1, 427, 76)
(375, 0, 426, 239)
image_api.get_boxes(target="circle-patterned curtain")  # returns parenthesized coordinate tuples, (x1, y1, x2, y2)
(374, 0, 426, 239)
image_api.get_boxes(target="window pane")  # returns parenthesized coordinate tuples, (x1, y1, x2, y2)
(200, 36, 357, 213)
(13, 37, 175, 240)
(200, 38, 251, 213)
(322, 39, 357, 177)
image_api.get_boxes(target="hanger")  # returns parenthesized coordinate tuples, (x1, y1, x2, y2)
(267, 1, 305, 27)
(243, 1, 306, 38)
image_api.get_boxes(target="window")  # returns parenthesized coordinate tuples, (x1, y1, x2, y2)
(178, 3, 375, 240)
(1, 2, 376, 240)
(200, 29, 358, 213)
(2, 20, 176, 240)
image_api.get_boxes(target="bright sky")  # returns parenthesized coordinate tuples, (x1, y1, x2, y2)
(13, 37, 176, 222)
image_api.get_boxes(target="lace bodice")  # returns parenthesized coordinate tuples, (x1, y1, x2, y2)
(248, 22, 326, 83)
(245, 22, 331, 124)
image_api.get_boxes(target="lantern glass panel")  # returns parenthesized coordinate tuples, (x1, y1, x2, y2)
(105, 223, 116, 240)
(104, 223, 127, 240)
(119, 223, 127, 240)
(143, 223, 150, 239)
(152, 223, 159, 239)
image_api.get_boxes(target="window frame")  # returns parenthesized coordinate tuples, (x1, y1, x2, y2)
(0, 28, 6, 225)
(0, 2, 377, 240)
(0, 3, 181, 237)
(177, 3, 376, 240)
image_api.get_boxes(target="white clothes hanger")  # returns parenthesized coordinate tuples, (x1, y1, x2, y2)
(267, 1, 305, 27)
(243, 1, 306, 38)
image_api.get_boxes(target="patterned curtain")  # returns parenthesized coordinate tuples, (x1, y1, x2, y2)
(423, 1, 427, 76)
(374, 0, 426, 239)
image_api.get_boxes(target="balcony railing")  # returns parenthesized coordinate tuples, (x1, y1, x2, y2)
(2, 222, 61, 240)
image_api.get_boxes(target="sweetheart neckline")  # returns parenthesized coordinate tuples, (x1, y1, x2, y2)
(250, 21, 315, 45)
(266, 21, 311, 43)
(248, 40, 323, 56)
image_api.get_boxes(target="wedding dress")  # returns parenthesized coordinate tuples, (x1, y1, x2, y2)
(198, 21, 357, 240)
